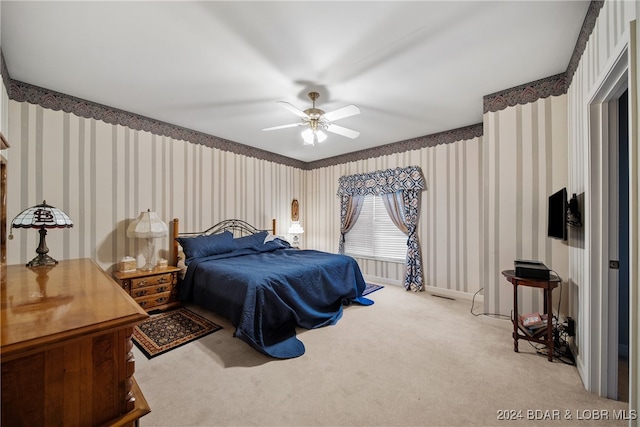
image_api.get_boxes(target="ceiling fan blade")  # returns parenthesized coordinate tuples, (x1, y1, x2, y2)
(276, 101, 309, 119)
(322, 104, 360, 122)
(262, 122, 305, 131)
(325, 123, 360, 139)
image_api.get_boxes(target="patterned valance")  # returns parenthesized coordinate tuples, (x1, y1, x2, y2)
(336, 166, 425, 196)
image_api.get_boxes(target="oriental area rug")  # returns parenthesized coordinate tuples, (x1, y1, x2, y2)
(363, 283, 384, 296)
(132, 308, 222, 359)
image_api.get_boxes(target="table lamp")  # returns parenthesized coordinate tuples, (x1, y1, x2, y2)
(288, 221, 304, 248)
(126, 209, 168, 271)
(10, 200, 74, 267)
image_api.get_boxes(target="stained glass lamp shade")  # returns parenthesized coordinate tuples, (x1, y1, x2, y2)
(10, 200, 74, 267)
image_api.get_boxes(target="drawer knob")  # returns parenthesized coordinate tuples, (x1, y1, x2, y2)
(157, 277, 169, 284)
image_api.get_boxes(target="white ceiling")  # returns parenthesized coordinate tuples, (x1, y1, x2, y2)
(1, 1, 589, 163)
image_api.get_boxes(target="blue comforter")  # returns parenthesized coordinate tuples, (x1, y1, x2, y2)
(179, 239, 373, 358)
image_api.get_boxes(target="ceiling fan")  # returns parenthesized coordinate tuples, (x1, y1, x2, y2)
(262, 92, 360, 145)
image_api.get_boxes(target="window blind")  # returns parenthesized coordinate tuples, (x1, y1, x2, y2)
(344, 195, 407, 262)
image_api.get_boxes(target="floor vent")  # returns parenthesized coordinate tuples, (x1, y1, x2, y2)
(431, 294, 455, 301)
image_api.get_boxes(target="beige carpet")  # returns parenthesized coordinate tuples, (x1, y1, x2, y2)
(133, 284, 628, 426)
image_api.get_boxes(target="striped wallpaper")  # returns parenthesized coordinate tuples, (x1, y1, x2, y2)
(304, 96, 568, 315)
(5, 92, 569, 311)
(2, 0, 639, 410)
(565, 0, 639, 401)
(304, 138, 484, 300)
(0, 68, 6, 135)
(304, 94, 568, 315)
(5, 101, 305, 272)
(482, 96, 569, 318)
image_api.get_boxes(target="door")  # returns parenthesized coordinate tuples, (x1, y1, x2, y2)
(616, 89, 630, 402)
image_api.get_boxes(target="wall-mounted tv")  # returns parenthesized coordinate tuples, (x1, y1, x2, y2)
(548, 187, 567, 240)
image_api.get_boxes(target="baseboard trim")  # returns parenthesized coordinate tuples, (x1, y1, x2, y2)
(362, 275, 482, 302)
(362, 275, 401, 287)
(425, 286, 480, 302)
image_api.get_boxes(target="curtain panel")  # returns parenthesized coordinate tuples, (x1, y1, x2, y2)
(338, 195, 364, 254)
(336, 166, 426, 291)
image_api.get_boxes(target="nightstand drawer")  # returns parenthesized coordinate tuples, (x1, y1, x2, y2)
(131, 283, 171, 298)
(131, 272, 173, 289)
(136, 291, 172, 310)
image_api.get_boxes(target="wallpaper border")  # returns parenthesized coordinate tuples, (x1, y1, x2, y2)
(0, 0, 601, 170)
(566, 0, 605, 86)
(482, 0, 603, 114)
(307, 123, 483, 170)
(6, 76, 307, 170)
(0, 51, 9, 95)
(483, 73, 567, 114)
(4, 73, 482, 170)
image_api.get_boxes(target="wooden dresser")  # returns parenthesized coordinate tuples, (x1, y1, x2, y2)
(1, 258, 150, 427)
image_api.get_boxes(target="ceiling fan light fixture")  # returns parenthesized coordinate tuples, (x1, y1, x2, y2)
(301, 128, 315, 145)
(265, 91, 360, 144)
(301, 128, 327, 145)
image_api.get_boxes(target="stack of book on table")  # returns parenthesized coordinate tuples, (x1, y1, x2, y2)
(519, 312, 549, 337)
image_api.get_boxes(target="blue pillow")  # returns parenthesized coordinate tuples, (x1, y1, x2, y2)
(177, 231, 237, 262)
(234, 231, 269, 250)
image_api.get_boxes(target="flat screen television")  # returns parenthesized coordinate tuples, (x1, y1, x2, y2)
(548, 187, 568, 240)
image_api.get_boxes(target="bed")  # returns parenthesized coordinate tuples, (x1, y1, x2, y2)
(171, 218, 373, 359)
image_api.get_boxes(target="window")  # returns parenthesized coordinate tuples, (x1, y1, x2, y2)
(344, 195, 407, 262)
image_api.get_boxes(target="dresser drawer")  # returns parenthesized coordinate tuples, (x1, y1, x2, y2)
(135, 291, 172, 310)
(131, 272, 173, 289)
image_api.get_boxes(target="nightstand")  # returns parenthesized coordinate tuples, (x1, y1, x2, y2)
(112, 265, 181, 312)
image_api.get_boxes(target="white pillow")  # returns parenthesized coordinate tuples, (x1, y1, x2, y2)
(264, 233, 289, 244)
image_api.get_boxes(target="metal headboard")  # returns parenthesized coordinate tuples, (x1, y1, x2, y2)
(172, 218, 276, 266)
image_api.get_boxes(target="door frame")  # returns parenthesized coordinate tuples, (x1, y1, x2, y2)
(586, 36, 629, 398)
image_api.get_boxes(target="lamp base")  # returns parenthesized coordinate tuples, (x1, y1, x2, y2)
(26, 254, 58, 268)
(26, 227, 58, 267)
(140, 238, 156, 271)
(140, 262, 155, 272)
